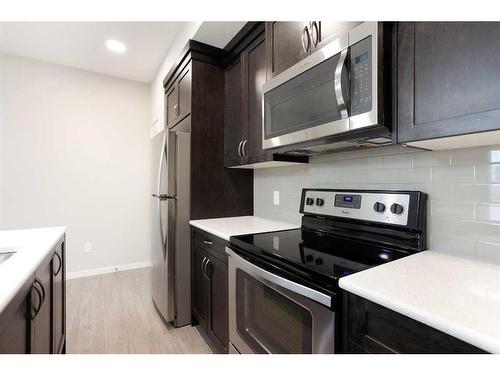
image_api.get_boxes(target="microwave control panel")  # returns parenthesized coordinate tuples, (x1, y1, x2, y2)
(350, 36, 372, 116)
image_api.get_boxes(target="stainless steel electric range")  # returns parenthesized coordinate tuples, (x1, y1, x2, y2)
(226, 188, 427, 354)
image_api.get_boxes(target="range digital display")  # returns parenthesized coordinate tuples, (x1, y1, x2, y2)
(343, 196, 353, 202)
(355, 53, 368, 64)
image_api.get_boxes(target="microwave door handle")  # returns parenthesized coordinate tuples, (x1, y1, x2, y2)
(334, 48, 349, 119)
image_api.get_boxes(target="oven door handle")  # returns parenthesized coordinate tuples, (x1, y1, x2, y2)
(225, 247, 332, 308)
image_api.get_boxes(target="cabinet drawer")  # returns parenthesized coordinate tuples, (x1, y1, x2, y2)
(345, 293, 486, 354)
(191, 227, 228, 262)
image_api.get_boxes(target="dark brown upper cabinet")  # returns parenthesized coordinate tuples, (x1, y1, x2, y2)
(224, 56, 248, 166)
(265, 21, 362, 78)
(398, 22, 500, 145)
(224, 30, 270, 167)
(265, 22, 310, 78)
(224, 23, 307, 168)
(165, 63, 192, 129)
(163, 40, 253, 220)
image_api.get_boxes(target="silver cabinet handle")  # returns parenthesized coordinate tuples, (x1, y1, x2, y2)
(237, 140, 243, 158)
(242, 139, 248, 158)
(301, 25, 311, 53)
(204, 258, 211, 279)
(172, 104, 179, 119)
(334, 48, 349, 119)
(31, 281, 43, 320)
(203, 240, 213, 246)
(311, 21, 319, 47)
(201, 256, 208, 278)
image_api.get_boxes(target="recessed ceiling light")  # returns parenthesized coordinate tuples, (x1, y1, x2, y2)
(106, 39, 126, 54)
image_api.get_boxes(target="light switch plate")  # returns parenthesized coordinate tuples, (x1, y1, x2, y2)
(84, 243, 92, 253)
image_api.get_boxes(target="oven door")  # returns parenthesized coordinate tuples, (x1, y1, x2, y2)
(226, 247, 335, 354)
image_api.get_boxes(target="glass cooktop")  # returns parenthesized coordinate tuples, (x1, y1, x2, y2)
(230, 227, 411, 282)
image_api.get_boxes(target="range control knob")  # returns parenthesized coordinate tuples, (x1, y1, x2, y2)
(305, 197, 314, 206)
(373, 202, 386, 213)
(390, 203, 404, 215)
(315, 198, 324, 206)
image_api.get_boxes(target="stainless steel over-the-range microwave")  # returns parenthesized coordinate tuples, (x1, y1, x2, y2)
(262, 22, 394, 154)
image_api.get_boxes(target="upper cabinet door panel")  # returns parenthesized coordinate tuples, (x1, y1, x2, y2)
(224, 58, 246, 166)
(311, 21, 362, 51)
(266, 22, 310, 78)
(177, 64, 192, 121)
(165, 84, 178, 129)
(398, 22, 500, 143)
(246, 34, 269, 162)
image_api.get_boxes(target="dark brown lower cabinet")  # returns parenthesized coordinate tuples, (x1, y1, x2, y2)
(343, 292, 486, 354)
(52, 241, 66, 354)
(0, 235, 66, 354)
(191, 227, 229, 353)
(0, 279, 31, 353)
(31, 253, 53, 354)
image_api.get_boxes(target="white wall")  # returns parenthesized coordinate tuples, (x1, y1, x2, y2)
(254, 144, 500, 262)
(0, 52, 151, 274)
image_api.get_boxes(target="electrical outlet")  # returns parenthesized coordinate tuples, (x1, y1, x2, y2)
(273, 191, 280, 205)
(84, 243, 92, 253)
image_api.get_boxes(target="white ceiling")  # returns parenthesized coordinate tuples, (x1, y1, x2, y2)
(0, 22, 246, 83)
(193, 21, 247, 48)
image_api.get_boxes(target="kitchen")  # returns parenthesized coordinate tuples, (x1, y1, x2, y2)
(1, 1, 499, 373)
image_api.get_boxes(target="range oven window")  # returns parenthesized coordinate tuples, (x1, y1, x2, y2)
(235, 269, 313, 354)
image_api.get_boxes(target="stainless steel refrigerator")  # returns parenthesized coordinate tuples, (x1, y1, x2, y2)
(151, 117, 191, 327)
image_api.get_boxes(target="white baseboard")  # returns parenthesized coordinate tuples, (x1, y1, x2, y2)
(67, 261, 152, 280)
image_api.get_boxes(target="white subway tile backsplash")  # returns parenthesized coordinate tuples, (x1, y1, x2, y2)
(254, 144, 500, 259)
(398, 168, 432, 183)
(453, 184, 500, 202)
(451, 145, 500, 165)
(454, 221, 500, 244)
(413, 150, 451, 167)
(475, 164, 500, 183)
(432, 165, 475, 183)
(476, 203, 500, 223)
(383, 154, 413, 169)
(432, 201, 475, 220)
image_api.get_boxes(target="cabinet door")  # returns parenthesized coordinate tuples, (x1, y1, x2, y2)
(165, 83, 178, 129)
(191, 243, 208, 330)
(0, 283, 31, 354)
(52, 241, 65, 354)
(206, 254, 228, 353)
(245, 33, 271, 163)
(310, 21, 362, 52)
(177, 64, 192, 122)
(266, 22, 310, 78)
(224, 57, 247, 166)
(346, 293, 485, 354)
(31, 255, 53, 354)
(398, 22, 500, 143)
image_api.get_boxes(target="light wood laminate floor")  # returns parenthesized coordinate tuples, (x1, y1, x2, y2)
(66, 267, 212, 354)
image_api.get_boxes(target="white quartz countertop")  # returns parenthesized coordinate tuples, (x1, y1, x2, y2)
(339, 250, 500, 353)
(0, 227, 66, 314)
(189, 216, 299, 241)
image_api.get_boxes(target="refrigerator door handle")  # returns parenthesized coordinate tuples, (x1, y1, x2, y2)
(157, 132, 168, 259)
